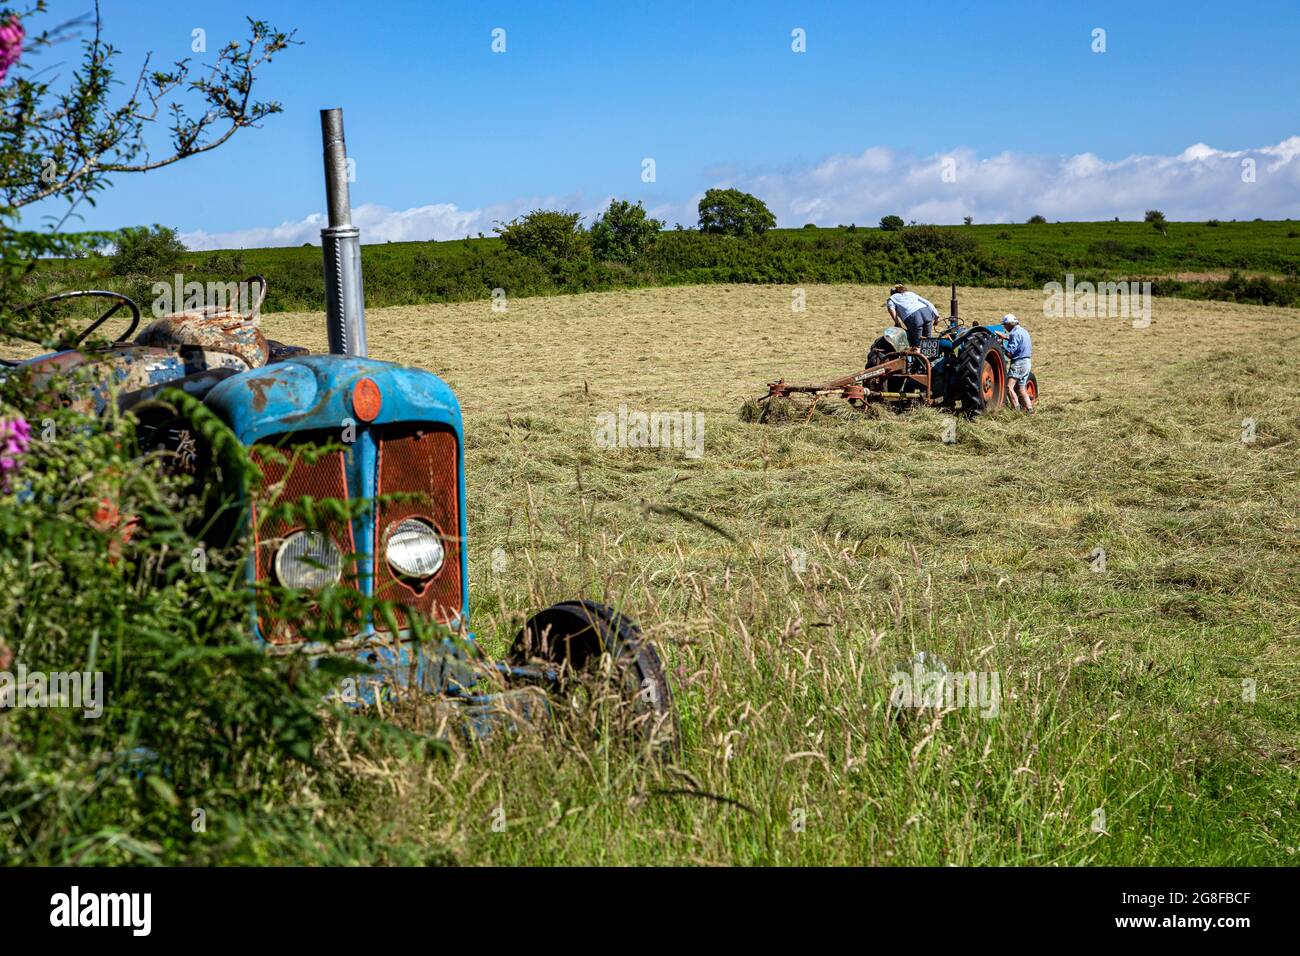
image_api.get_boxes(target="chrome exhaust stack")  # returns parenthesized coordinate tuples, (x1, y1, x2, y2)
(320, 108, 367, 357)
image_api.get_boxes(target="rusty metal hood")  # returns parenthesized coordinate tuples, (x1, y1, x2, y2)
(204, 354, 462, 445)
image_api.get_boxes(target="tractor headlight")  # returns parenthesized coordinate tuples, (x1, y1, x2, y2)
(274, 530, 344, 590)
(384, 518, 445, 580)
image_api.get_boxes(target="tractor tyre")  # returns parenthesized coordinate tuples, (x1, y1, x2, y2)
(954, 329, 1006, 416)
(130, 390, 252, 548)
(510, 599, 679, 755)
(1023, 371, 1039, 405)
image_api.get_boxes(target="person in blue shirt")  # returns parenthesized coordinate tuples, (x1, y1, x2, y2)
(885, 284, 939, 347)
(1000, 314, 1033, 411)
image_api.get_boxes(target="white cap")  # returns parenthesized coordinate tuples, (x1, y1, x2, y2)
(1001, 314, 1019, 326)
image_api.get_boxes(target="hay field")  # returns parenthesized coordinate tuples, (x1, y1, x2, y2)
(262, 284, 1299, 865)
(263, 282, 1291, 411)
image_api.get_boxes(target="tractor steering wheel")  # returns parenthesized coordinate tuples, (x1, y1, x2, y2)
(10, 290, 142, 350)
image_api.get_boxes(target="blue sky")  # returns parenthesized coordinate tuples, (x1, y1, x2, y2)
(25, 0, 1300, 245)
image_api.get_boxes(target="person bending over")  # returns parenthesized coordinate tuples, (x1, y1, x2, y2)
(886, 284, 939, 348)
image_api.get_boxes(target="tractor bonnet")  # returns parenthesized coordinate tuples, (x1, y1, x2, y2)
(204, 354, 462, 446)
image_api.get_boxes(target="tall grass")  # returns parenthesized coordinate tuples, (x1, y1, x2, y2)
(419, 358, 1297, 863)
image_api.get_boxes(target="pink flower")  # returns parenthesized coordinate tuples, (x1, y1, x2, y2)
(0, 16, 24, 84)
(0, 415, 32, 491)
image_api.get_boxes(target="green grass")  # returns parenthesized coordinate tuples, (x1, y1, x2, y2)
(949, 218, 1300, 279)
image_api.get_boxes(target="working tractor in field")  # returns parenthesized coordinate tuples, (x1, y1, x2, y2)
(758, 285, 1038, 419)
(0, 109, 676, 749)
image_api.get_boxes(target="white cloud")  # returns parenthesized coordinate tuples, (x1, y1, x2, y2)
(740, 137, 1300, 226)
(180, 203, 484, 250)
(180, 136, 1300, 248)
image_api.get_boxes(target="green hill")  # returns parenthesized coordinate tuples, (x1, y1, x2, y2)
(26, 219, 1300, 315)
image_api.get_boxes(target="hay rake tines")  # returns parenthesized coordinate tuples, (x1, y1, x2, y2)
(758, 353, 932, 421)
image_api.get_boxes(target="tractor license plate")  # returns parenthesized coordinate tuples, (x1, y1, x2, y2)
(917, 339, 943, 358)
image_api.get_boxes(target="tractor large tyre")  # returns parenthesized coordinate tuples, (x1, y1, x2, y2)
(130, 389, 253, 548)
(954, 329, 1007, 416)
(510, 600, 679, 755)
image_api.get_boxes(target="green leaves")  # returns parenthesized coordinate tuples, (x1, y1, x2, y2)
(0, 8, 298, 214)
(591, 200, 664, 265)
(493, 208, 590, 279)
(0, 395, 348, 863)
(108, 225, 187, 277)
(698, 188, 777, 237)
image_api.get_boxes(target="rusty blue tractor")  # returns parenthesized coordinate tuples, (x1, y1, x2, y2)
(0, 109, 676, 748)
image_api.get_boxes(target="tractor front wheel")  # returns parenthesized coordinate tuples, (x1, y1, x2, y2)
(509, 600, 678, 754)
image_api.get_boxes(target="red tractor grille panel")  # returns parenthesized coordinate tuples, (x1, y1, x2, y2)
(251, 440, 357, 645)
(374, 425, 461, 629)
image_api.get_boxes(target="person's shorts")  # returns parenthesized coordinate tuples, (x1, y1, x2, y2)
(903, 308, 936, 347)
(1008, 357, 1032, 382)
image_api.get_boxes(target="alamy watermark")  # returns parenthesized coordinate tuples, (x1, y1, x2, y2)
(1043, 274, 1151, 328)
(594, 404, 705, 459)
(150, 274, 261, 319)
(1, 665, 104, 718)
(50, 886, 150, 936)
(890, 657, 1001, 718)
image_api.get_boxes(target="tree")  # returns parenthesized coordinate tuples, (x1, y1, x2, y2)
(494, 209, 589, 271)
(1027, 214, 1047, 224)
(697, 188, 776, 237)
(1, 4, 296, 330)
(110, 225, 187, 276)
(963, 216, 973, 226)
(879, 215, 905, 231)
(1, 10, 296, 214)
(590, 199, 664, 264)
(1146, 209, 1168, 236)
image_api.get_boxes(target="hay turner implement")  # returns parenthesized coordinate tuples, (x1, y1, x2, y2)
(764, 352, 936, 421)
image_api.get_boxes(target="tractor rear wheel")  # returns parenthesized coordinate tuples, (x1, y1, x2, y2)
(510, 600, 678, 754)
(954, 329, 1006, 416)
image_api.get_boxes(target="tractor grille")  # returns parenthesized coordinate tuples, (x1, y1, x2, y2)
(251, 437, 357, 645)
(373, 425, 461, 629)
